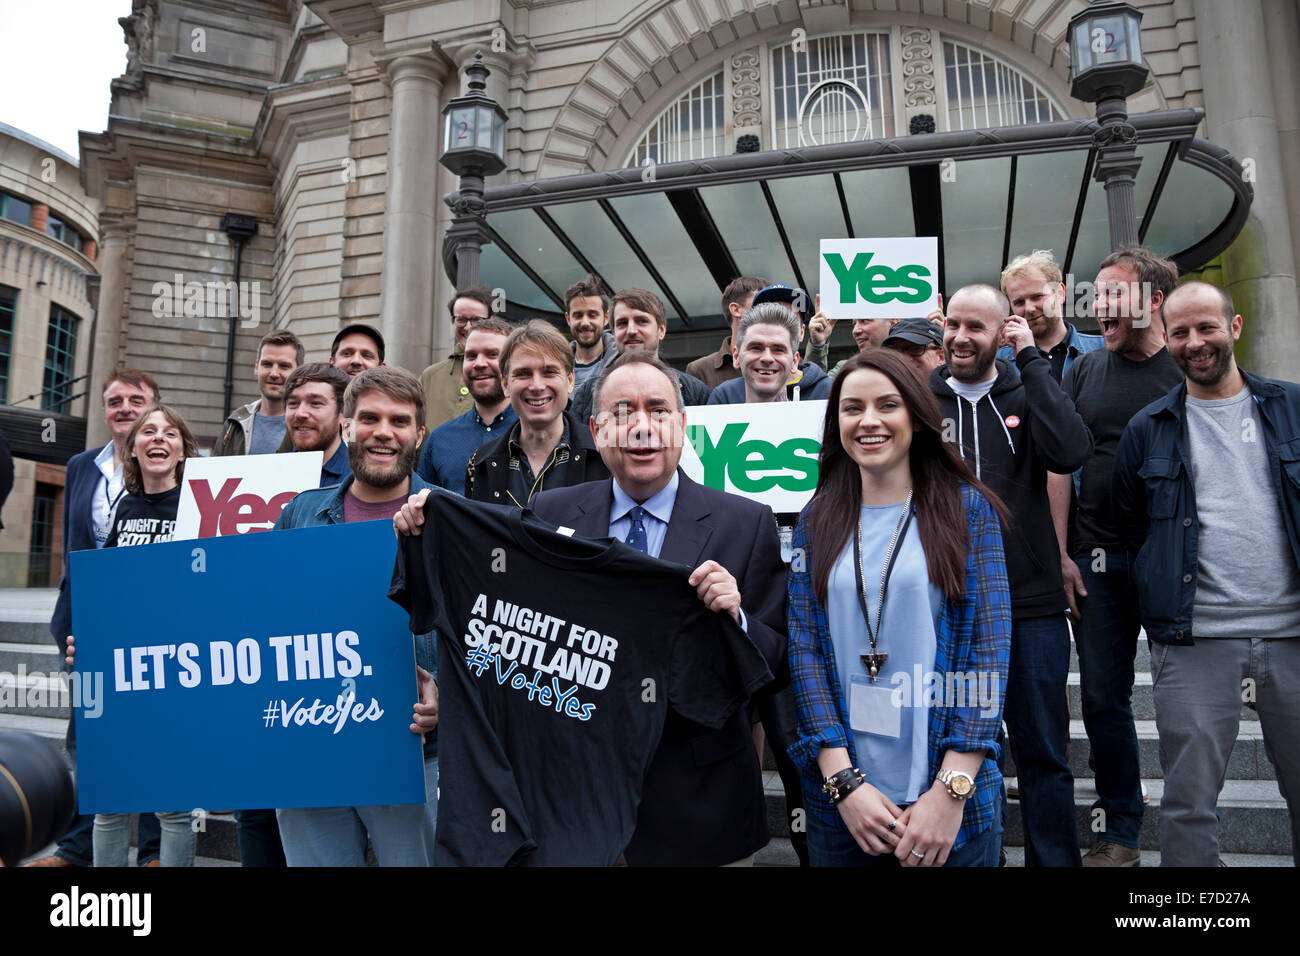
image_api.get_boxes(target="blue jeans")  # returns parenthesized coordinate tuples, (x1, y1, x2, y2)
(94, 812, 194, 867)
(1073, 552, 1144, 849)
(276, 756, 438, 866)
(1004, 614, 1080, 866)
(55, 709, 160, 865)
(807, 812, 1003, 867)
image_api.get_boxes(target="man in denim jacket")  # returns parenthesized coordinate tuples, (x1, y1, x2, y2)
(1113, 281, 1300, 866)
(272, 367, 440, 866)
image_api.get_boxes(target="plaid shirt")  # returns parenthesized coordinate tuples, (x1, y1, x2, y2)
(787, 484, 1011, 849)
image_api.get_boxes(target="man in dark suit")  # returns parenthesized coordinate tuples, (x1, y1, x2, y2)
(25, 369, 161, 867)
(533, 351, 787, 866)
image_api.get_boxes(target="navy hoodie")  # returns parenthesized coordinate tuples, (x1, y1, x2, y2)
(706, 360, 832, 404)
(930, 349, 1093, 619)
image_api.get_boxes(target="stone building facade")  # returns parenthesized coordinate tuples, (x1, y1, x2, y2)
(63, 0, 1300, 453)
(0, 125, 99, 585)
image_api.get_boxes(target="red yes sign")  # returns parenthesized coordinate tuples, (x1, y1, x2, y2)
(190, 478, 297, 537)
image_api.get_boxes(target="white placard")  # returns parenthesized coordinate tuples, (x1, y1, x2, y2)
(680, 401, 825, 514)
(173, 452, 323, 540)
(818, 237, 939, 320)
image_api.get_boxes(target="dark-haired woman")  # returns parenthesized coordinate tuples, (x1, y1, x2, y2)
(787, 349, 1011, 867)
(67, 404, 200, 867)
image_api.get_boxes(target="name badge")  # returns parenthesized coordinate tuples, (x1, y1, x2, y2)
(850, 675, 901, 739)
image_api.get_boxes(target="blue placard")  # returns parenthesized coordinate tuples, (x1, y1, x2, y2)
(70, 520, 425, 814)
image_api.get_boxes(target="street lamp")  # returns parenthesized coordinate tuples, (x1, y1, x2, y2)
(1067, 1, 1148, 249)
(440, 52, 507, 288)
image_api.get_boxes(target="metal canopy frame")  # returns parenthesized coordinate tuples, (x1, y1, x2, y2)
(445, 108, 1251, 327)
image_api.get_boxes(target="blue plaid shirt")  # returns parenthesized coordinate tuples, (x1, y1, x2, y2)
(787, 484, 1011, 849)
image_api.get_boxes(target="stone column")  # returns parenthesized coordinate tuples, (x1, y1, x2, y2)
(377, 50, 446, 372)
(84, 219, 130, 449)
(1193, 0, 1300, 379)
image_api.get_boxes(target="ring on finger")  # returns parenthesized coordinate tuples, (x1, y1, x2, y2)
(886, 822, 896, 833)
(910, 849, 925, 860)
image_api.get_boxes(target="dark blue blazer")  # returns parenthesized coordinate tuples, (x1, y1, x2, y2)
(50, 444, 109, 648)
(531, 470, 788, 866)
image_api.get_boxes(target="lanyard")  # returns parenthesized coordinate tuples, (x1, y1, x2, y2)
(96, 476, 126, 545)
(852, 490, 914, 682)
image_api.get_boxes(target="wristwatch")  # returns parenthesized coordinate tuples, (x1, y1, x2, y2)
(936, 768, 975, 800)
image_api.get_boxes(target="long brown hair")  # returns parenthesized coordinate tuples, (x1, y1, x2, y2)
(807, 349, 1008, 603)
(123, 404, 198, 496)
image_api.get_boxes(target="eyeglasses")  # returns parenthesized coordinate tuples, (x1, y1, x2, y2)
(452, 314, 485, 327)
(893, 343, 941, 357)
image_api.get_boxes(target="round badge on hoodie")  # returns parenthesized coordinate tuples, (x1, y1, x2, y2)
(1005, 415, 1021, 428)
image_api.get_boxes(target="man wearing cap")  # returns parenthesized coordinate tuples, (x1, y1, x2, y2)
(883, 318, 945, 380)
(706, 301, 832, 403)
(420, 285, 495, 433)
(931, 284, 1093, 867)
(686, 276, 768, 389)
(329, 323, 385, 377)
(569, 288, 712, 422)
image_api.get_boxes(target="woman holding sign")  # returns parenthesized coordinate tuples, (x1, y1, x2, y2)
(786, 349, 1011, 867)
(67, 404, 199, 867)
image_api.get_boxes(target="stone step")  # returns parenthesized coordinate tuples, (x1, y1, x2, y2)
(0, 711, 67, 741)
(763, 773, 1293, 857)
(1003, 777, 1293, 856)
(1064, 671, 1258, 724)
(0, 639, 60, 674)
(0, 619, 57, 646)
(754, 835, 800, 866)
(1006, 719, 1278, 781)
(1069, 634, 1150, 674)
(0, 671, 85, 718)
(1000, 845, 1293, 867)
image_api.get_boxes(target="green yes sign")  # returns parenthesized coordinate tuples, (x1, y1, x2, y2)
(680, 402, 826, 513)
(818, 238, 939, 320)
(688, 422, 819, 493)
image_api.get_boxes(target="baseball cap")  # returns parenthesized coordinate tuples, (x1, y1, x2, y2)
(331, 323, 385, 362)
(750, 283, 811, 324)
(883, 317, 943, 349)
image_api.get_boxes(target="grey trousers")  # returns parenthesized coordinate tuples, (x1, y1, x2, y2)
(1150, 636, 1300, 866)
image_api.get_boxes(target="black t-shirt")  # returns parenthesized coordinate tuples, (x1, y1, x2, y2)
(105, 486, 182, 548)
(389, 488, 771, 866)
(1062, 347, 1183, 554)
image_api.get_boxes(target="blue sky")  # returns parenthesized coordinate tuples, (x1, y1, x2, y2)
(0, 0, 134, 158)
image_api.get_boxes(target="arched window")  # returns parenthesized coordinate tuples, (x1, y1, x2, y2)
(943, 40, 1063, 130)
(770, 32, 894, 148)
(622, 31, 1066, 164)
(630, 71, 726, 166)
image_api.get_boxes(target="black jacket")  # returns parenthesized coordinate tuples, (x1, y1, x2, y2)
(1112, 369, 1300, 645)
(931, 350, 1093, 619)
(530, 471, 786, 866)
(465, 410, 609, 506)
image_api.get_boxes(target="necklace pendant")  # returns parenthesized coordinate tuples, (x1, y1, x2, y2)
(861, 652, 888, 683)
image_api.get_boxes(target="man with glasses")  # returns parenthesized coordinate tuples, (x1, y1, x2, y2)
(419, 286, 494, 433)
(882, 318, 945, 380)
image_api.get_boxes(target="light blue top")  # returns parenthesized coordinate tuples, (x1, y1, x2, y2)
(825, 502, 942, 805)
(608, 471, 679, 558)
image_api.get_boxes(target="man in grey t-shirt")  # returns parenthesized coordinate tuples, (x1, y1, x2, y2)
(213, 330, 303, 456)
(1114, 281, 1300, 866)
